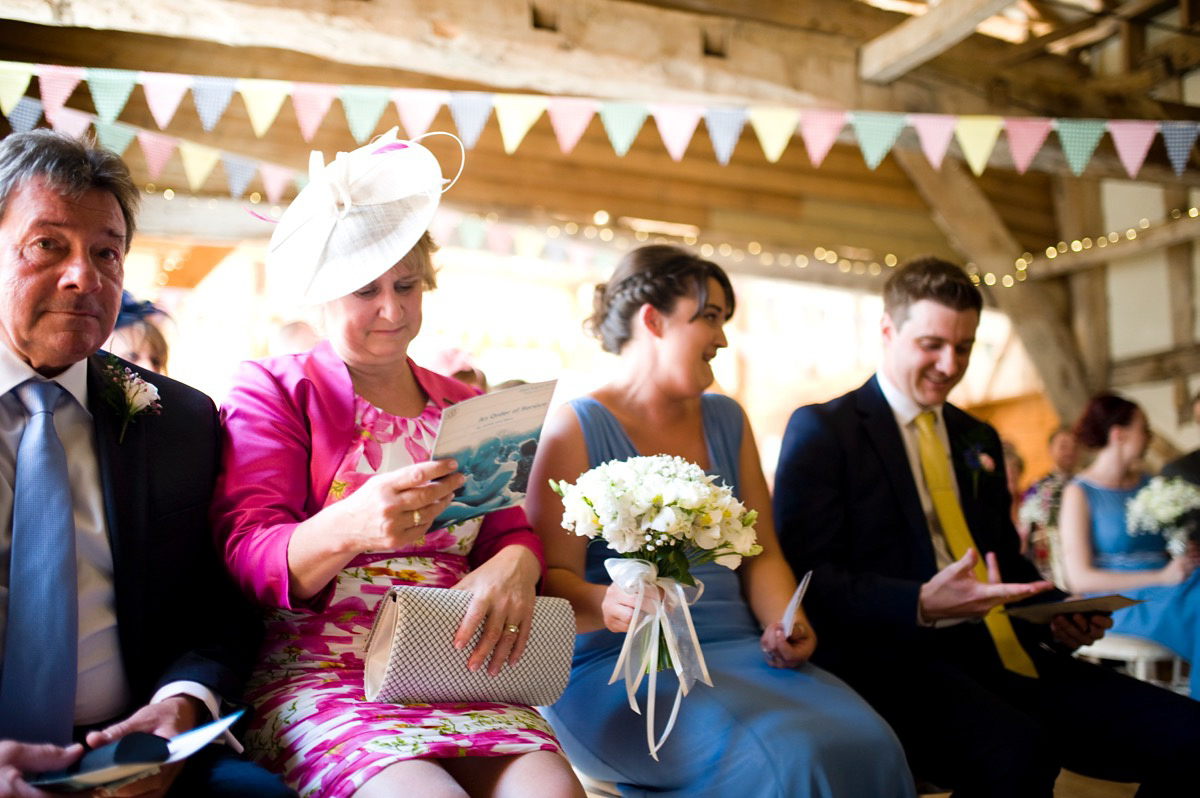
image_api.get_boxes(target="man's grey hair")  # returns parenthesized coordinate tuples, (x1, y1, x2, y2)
(0, 129, 139, 250)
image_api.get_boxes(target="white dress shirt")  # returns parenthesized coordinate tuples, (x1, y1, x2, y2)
(0, 345, 226, 734)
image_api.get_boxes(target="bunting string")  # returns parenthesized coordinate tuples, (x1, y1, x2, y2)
(0, 60, 1197, 182)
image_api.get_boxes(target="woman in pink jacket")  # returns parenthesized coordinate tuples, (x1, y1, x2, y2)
(210, 130, 583, 798)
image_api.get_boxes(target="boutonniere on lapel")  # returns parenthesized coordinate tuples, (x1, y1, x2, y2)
(101, 356, 162, 443)
(958, 427, 997, 499)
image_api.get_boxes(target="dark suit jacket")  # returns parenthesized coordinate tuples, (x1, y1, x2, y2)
(1162, 449, 1200, 486)
(85, 353, 260, 715)
(773, 376, 1059, 670)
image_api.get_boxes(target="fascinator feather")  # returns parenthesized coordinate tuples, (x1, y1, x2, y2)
(267, 127, 461, 305)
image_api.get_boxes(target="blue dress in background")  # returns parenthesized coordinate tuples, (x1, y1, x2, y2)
(1075, 475, 1200, 697)
(541, 395, 914, 797)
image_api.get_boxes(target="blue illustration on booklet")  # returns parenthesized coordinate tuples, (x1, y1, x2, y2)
(429, 379, 557, 528)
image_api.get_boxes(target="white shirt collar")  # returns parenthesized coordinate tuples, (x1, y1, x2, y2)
(0, 343, 90, 412)
(876, 370, 941, 430)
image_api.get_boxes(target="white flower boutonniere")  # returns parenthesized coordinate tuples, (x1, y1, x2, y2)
(102, 356, 162, 443)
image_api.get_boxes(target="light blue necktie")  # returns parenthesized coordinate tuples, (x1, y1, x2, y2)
(0, 379, 77, 744)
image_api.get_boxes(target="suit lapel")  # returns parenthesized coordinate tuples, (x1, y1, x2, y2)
(856, 377, 938, 573)
(87, 356, 149, 628)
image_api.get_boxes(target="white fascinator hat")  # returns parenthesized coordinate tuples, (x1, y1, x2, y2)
(266, 128, 463, 305)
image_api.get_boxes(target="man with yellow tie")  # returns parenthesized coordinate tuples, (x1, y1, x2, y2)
(774, 256, 1200, 797)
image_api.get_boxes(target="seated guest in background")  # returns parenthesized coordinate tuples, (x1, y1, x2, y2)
(429, 346, 488, 392)
(0, 130, 292, 797)
(210, 130, 583, 798)
(774, 255, 1200, 797)
(1058, 393, 1200, 697)
(526, 245, 914, 797)
(103, 290, 169, 374)
(1162, 391, 1200, 485)
(1019, 426, 1079, 580)
(1001, 439, 1024, 532)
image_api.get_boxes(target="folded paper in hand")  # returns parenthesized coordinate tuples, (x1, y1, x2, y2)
(28, 711, 243, 793)
(364, 586, 575, 706)
(1003, 594, 1142, 624)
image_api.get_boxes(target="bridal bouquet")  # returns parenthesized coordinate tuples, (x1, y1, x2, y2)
(551, 454, 762, 757)
(1126, 475, 1200, 557)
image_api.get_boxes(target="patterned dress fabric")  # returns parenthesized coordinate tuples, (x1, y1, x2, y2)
(243, 396, 562, 798)
(1075, 475, 1200, 698)
(542, 395, 915, 798)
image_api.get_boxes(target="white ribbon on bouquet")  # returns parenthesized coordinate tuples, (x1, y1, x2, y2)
(604, 557, 712, 760)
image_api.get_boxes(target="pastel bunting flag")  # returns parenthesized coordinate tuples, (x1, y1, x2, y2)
(290, 82, 338, 142)
(237, 78, 290, 138)
(706, 107, 747, 166)
(448, 92, 494, 149)
(955, 116, 1003, 175)
(93, 119, 137, 156)
(1056, 118, 1107, 176)
(1107, 120, 1159, 179)
(85, 68, 137, 123)
(546, 97, 596, 154)
(599, 102, 648, 157)
(1161, 121, 1199, 176)
(6, 96, 42, 133)
(340, 84, 391, 144)
(649, 102, 705, 162)
(220, 153, 258, 198)
(850, 111, 905, 170)
(136, 130, 178, 180)
(49, 106, 92, 138)
(798, 109, 845, 168)
(485, 220, 514, 254)
(909, 113, 956, 170)
(513, 226, 545, 259)
(493, 94, 547, 154)
(36, 65, 83, 123)
(456, 214, 487, 250)
(428, 208, 459, 246)
(191, 75, 236, 132)
(258, 163, 294, 204)
(178, 140, 221, 190)
(140, 71, 191, 130)
(0, 61, 33, 117)
(747, 105, 800, 163)
(1004, 117, 1054, 174)
(392, 88, 448, 139)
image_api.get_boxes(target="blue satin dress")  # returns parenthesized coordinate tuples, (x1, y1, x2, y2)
(541, 395, 914, 797)
(1076, 476, 1200, 697)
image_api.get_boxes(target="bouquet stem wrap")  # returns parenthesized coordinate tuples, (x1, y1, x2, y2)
(605, 558, 712, 760)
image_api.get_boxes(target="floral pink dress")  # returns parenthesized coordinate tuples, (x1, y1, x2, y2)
(242, 396, 562, 798)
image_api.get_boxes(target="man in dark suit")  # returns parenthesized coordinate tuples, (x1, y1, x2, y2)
(1162, 392, 1200, 485)
(0, 130, 292, 797)
(774, 256, 1200, 797)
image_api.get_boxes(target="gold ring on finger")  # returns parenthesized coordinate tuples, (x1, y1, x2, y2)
(412, 509, 422, 526)
(504, 623, 520, 635)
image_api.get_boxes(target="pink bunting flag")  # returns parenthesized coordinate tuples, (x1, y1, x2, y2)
(291, 82, 338, 142)
(136, 130, 178, 180)
(140, 72, 192, 130)
(392, 88, 448, 139)
(547, 97, 596, 155)
(1107, 120, 1159, 179)
(258, 163, 294, 205)
(36, 65, 84, 124)
(799, 109, 846, 168)
(48, 106, 92, 138)
(649, 103, 705, 162)
(1004, 118, 1054, 174)
(909, 114, 956, 170)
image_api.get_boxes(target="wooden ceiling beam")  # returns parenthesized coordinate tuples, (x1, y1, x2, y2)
(860, 0, 1014, 84)
(1026, 212, 1200, 277)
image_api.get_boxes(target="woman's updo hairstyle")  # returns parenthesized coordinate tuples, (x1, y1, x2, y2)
(1073, 392, 1140, 449)
(586, 245, 734, 354)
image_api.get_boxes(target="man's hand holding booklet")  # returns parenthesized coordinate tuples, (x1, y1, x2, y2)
(1004, 594, 1142, 624)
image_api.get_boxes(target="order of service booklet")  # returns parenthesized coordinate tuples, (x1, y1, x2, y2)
(1003, 594, 1142, 624)
(429, 379, 557, 529)
(27, 711, 242, 793)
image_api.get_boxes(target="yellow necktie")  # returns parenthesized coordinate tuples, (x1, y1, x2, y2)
(914, 411, 1038, 678)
